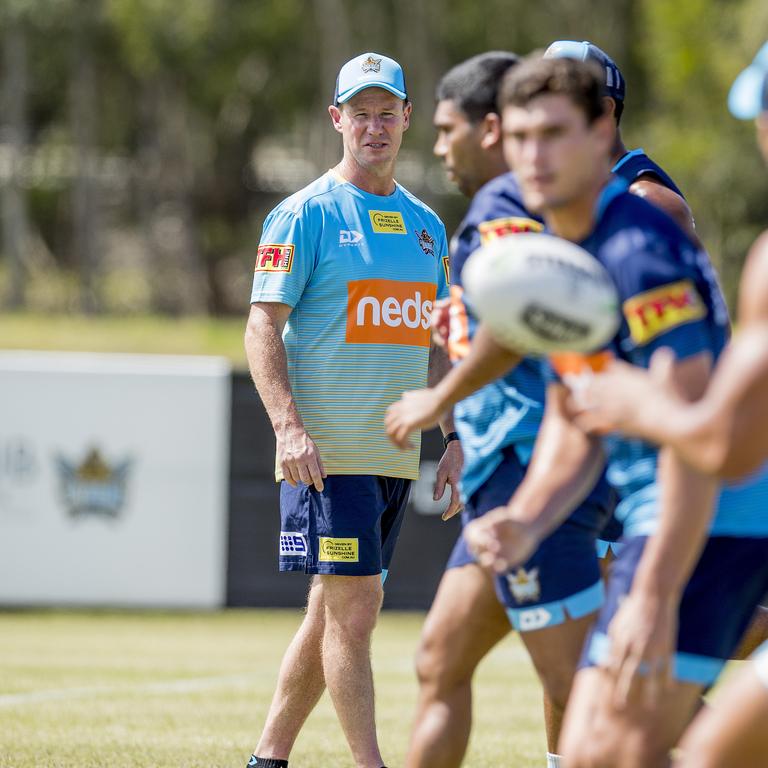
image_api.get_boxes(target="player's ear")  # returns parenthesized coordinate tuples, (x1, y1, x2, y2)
(480, 112, 502, 150)
(592, 110, 614, 155)
(402, 100, 412, 131)
(329, 104, 343, 134)
(602, 96, 616, 121)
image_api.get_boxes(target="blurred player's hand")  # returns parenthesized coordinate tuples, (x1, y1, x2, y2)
(431, 297, 451, 349)
(464, 508, 539, 573)
(277, 425, 327, 491)
(604, 588, 678, 710)
(434, 440, 463, 520)
(385, 387, 447, 449)
(569, 349, 677, 436)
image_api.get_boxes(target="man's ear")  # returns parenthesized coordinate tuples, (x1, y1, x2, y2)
(329, 104, 343, 134)
(402, 101, 412, 131)
(480, 112, 502, 150)
(602, 96, 617, 121)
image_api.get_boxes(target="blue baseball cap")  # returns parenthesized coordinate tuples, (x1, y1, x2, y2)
(544, 40, 626, 103)
(334, 52, 408, 105)
(728, 42, 768, 120)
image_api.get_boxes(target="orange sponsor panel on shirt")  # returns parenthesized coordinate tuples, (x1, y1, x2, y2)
(478, 216, 543, 244)
(255, 243, 295, 273)
(549, 349, 615, 378)
(622, 279, 706, 345)
(346, 278, 436, 347)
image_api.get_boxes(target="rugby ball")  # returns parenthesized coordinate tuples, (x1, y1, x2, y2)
(462, 232, 620, 354)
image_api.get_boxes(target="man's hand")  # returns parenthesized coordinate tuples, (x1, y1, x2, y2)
(434, 440, 463, 520)
(604, 588, 678, 710)
(570, 348, 678, 437)
(464, 507, 540, 573)
(385, 387, 448, 449)
(431, 297, 451, 349)
(276, 424, 327, 491)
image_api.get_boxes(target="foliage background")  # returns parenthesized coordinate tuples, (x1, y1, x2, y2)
(1, 0, 767, 319)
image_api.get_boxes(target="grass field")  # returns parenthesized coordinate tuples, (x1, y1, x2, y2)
(0, 609, 547, 768)
(0, 314, 248, 366)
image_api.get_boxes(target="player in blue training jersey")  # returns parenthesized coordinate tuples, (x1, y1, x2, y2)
(545, 38, 768, 659)
(463, 56, 768, 768)
(570, 41, 768, 768)
(389, 53, 613, 768)
(244, 52, 459, 768)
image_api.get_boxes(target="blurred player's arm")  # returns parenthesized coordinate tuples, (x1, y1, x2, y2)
(605, 351, 720, 705)
(465, 381, 605, 571)
(386, 323, 521, 447)
(575, 234, 768, 480)
(428, 341, 463, 519)
(630, 178, 701, 247)
(245, 302, 326, 490)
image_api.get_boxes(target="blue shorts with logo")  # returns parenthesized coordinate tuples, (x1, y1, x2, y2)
(583, 535, 768, 686)
(447, 445, 612, 632)
(596, 514, 624, 559)
(278, 475, 411, 578)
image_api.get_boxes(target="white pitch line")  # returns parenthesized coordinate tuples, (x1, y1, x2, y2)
(0, 673, 257, 709)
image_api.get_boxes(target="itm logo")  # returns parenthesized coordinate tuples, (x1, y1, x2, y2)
(56, 447, 132, 519)
(346, 278, 436, 347)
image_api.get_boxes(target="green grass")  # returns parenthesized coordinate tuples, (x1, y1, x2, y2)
(0, 609, 546, 768)
(0, 313, 248, 367)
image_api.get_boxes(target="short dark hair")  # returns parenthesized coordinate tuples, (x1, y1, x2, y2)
(498, 56, 606, 124)
(436, 51, 520, 122)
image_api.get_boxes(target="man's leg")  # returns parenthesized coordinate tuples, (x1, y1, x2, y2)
(254, 578, 327, 760)
(520, 611, 597, 752)
(559, 666, 702, 768)
(732, 604, 768, 659)
(405, 563, 511, 768)
(678, 648, 768, 768)
(321, 573, 385, 768)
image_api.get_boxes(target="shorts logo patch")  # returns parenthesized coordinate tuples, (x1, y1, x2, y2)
(506, 567, 541, 603)
(369, 210, 407, 234)
(622, 279, 706, 345)
(346, 278, 436, 347)
(255, 243, 294, 273)
(478, 217, 543, 244)
(442, 256, 450, 285)
(518, 606, 552, 631)
(279, 531, 307, 556)
(318, 537, 359, 562)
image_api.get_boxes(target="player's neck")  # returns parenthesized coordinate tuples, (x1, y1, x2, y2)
(610, 134, 627, 167)
(334, 158, 396, 196)
(545, 173, 610, 243)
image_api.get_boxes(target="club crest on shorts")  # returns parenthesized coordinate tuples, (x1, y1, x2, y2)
(415, 228, 435, 256)
(361, 56, 382, 73)
(506, 567, 541, 603)
(56, 447, 132, 519)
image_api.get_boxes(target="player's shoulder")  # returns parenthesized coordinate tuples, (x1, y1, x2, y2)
(268, 172, 345, 219)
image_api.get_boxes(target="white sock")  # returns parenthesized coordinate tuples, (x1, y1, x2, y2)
(547, 753, 563, 768)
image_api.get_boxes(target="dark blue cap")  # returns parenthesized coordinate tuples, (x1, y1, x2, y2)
(544, 40, 626, 103)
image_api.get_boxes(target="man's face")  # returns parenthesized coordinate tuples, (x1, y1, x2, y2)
(433, 99, 488, 197)
(501, 94, 612, 213)
(330, 88, 411, 173)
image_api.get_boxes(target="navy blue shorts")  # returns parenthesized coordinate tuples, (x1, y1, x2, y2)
(596, 514, 624, 559)
(447, 446, 611, 632)
(278, 475, 411, 578)
(583, 535, 768, 685)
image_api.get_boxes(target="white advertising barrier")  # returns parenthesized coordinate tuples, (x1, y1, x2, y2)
(0, 351, 231, 608)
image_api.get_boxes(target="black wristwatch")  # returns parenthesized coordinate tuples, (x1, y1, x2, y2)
(443, 431, 460, 449)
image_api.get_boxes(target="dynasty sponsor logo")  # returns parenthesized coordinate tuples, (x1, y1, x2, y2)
(339, 229, 364, 246)
(318, 537, 359, 562)
(369, 210, 407, 234)
(56, 447, 132, 519)
(346, 278, 435, 347)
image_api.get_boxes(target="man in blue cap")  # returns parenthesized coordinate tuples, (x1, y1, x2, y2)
(244, 51, 460, 768)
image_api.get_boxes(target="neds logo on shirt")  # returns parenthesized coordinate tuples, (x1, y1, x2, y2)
(346, 278, 435, 347)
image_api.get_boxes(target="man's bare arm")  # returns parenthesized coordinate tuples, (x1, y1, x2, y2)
(244, 302, 326, 490)
(629, 178, 700, 247)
